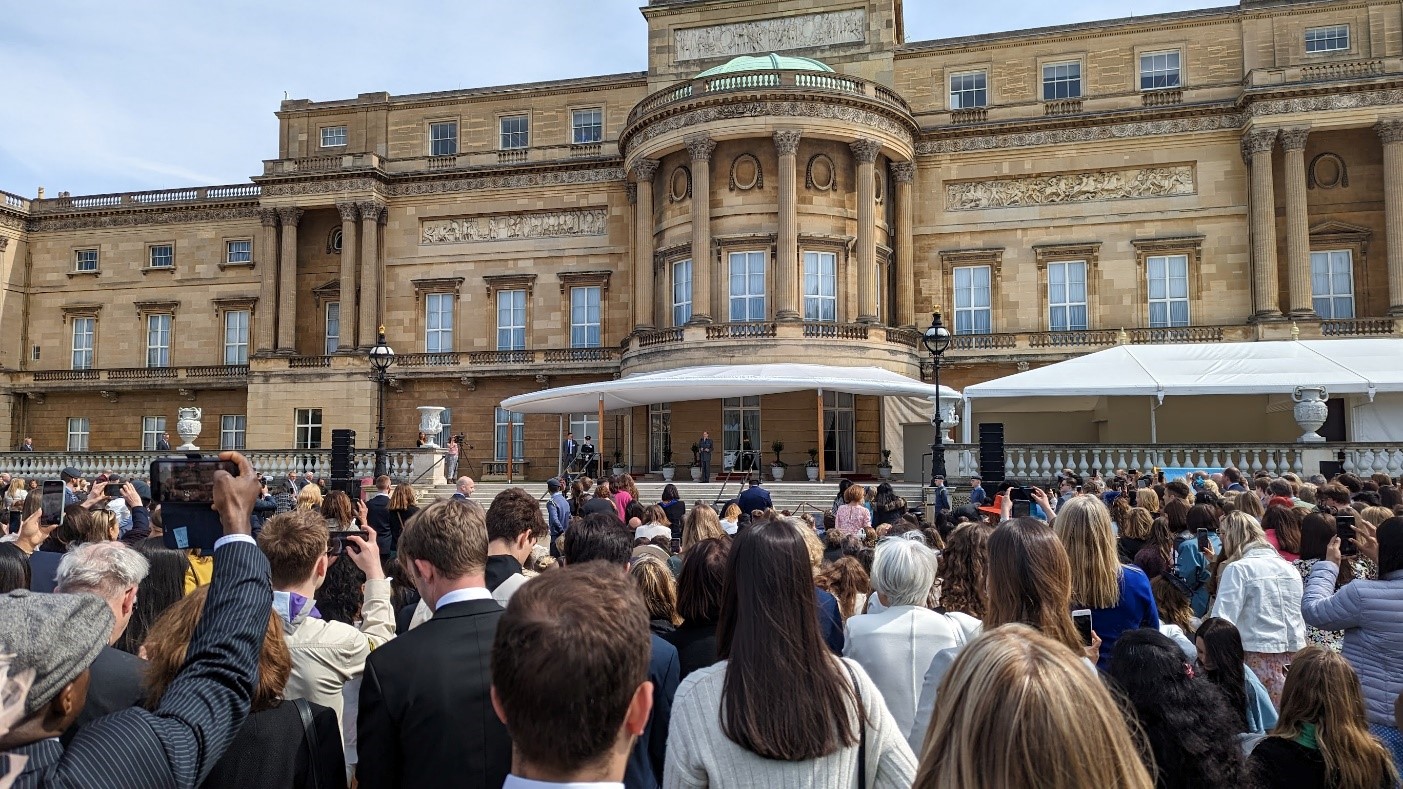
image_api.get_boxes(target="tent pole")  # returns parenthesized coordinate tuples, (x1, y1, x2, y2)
(598, 395, 606, 477)
(816, 389, 826, 484)
(507, 415, 514, 483)
(1150, 398, 1159, 445)
(961, 397, 973, 444)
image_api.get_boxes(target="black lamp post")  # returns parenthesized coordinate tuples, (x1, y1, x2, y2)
(368, 326, 396, 479)
(923, 311, 952, 486)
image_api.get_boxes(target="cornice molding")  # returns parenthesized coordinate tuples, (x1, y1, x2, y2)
(392, 165, 625, 197)
(28, 205, 262, 233)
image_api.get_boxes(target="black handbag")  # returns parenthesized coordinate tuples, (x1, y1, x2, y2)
(293, 698, 322, 789)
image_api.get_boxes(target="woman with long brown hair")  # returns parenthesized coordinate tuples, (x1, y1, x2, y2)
(1263, 504, 1303, 561)
(1056, 495, 1158, 668)
(1249, 646, 1399, 789)
(935, 521, 992, 618)
(385, 482, 419, 555)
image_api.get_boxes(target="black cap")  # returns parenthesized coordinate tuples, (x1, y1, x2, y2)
(547, 478, 561, 491)
(60, 467, 82, 481)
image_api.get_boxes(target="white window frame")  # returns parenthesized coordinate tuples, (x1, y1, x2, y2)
(1047, 260, 1089, 332)
(952, 265, 992, 335)
(146, 313, 172, 368)
(429, 121, 458, 156)
(494, 408, 525, 461)
(571, 108, 603, 145)
(496, 289, 527, 351)
(320, 125, 348, 148)
(223, 309, 250, 365)
(721, 396, 762, 467)
(1139, 50, 1181, 91)
(1147, 254, 1191, 328)
(142, 416, 166, 451)
(1305, 25, 1350, 54)
(499, 114, 529, 150)
(74, 248, 98, 272)
(649, 403, 672, 472)
(1042, 61, 1082, 100)
(220, 415, 247, 450)
(569, 413, 599, 445)
(425, 292, 454, 353)
(672, 259, 693, 326)
(294, 408, 323, 450)
(569, 286, 601, 348)
(67, 417, 90, 452)
(148, 244, 174, 269)
(1311, 249, 1355, 319)
(948, 70, 988, 109)
(802, 250, 838, 322)
(324, 302, 340, 355)
(71, 317, 95, 370)
(225, 239, 252, 265)
(728, 250, 767, 322)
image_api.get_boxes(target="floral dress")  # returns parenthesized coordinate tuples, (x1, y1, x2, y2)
(1292, 556, 1378, 652)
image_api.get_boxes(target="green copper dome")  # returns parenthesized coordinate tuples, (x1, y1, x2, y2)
(696, 54, 835, 78)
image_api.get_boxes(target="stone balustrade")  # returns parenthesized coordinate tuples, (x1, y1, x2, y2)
(17, 365, 249, 390)
(0, 449, 421, 482)
(260, 153, 382, 177)
(29, 184, 260, 213)
(624, 321, 921, 374)
(625, 67, 912, 129)
(380, 142, 621, 175)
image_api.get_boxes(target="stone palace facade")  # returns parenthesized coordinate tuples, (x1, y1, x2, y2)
(2, 0, 1402, 480)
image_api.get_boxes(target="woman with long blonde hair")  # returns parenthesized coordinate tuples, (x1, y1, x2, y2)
(630, 555, 681, 633)
(1054, 495, 1158, 668)
(1250, 646, 1399, 789)
(913, 625, 1152, 789)
(296, 482, 323, 511)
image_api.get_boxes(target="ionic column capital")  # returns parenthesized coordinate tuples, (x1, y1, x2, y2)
(276, 207, 304, 227)
(891, 161, 916, 184)
(1378, 119, 1403, 145)
(684, 134, 716, 163)
(773, 129, 802, 157)
(336, 201, 360, 222)
(850, 138, 881, 165)
(1279, 127, 1311, 152)
(632, 158, 660, 183)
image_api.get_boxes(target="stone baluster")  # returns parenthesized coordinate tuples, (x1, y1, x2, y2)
(685, 135, 716, 324)
(276, 207, 304, 353)
(357, 200, 386, 349)
(1279, 128, 1315, 318)
(852, 138, 881, 324)
(1377, 120, 1403, 316)
(774, 130, 802, 321)
(257, 209, 279, 354)
(632, 159, 659, 332)
(1242, 130, 1284, 322)
(336, 202, 360, 352)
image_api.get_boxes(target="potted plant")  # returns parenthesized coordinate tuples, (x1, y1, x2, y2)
(805, 448, 820, 482)
(689, 442, 703, 482)
(611, 449, 626, 477)
(660, 447, 675, 482)
(877, 449, 893, 480)
(770, 439, 787, 482)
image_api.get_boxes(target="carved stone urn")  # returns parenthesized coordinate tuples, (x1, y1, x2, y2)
(1292, 386, 1329, 443)
(175, 407, 202, 450)
(417, 406, 446, 449)
(931, 393, 962, 441)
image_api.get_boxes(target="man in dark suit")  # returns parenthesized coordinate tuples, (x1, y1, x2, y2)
(358, 498, 511, 789)
(366, 474, 396, 558)
(697, 431, 713, 483)
(561, 432, 578, 473)
(155, 432, 171, 451)
(737, 478, 773, 515)
(0, 450, 271, 788)
(579, 436, 597, 478)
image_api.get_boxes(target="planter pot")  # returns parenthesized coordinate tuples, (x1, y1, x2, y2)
(771, 465, 786, 482)
(806, 465, 819, 482)
(611, 465, 626, 477)
(661, 466, 675, 482)
(690, 466, 703, 482)
(878, 466, 892, 480)
(1292, 385, 1330, 443)
(175, 407, 203, 450)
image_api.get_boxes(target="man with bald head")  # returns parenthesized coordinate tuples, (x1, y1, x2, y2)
(452, 476, 476, 501)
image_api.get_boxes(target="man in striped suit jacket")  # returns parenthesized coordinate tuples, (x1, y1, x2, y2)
(0, 451, 272, 789)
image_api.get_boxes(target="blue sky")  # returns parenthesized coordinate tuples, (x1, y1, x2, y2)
(0, 0, 1229, 197)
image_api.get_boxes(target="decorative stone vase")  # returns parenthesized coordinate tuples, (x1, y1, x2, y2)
(1292, 386, 1330, 443)
(806, 465, 820, 482)
(612, 464, 627, 477)
(690, 465, 703, 482)
(175, 407, 202, 450)
(771, 464, 786, 482)
(661, 466, 675, 482)
(417, 406, 446, 448)
(878, 465, 892, 480)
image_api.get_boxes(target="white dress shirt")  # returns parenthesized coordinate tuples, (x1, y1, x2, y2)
(504, 776, 622, 789)
(434, 585, 494, 610)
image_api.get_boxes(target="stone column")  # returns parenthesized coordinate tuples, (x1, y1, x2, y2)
(774, 130, 802, 321)
(336, 202, 360, 351)
(275, 207, 303, 353)
(1279, 128, 1315, 318)
(1243, 129, 1283, 322)
(852, 138, 881, 324)
(256, 209, 279, 354)
(1378, 120, 1403, 315)
(685, 134, 716, 324)
(892, 161, 917, 329)
(632, 159, 659, 332)
(357, 200, 385, 348)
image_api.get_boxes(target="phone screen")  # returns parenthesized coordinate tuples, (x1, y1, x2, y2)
(104, 482, 123, 498)
(1011, 500, 1032, 518)
(1072, 609, 1094, 647)
(1197, 528, 1210, 551)
(327, 526, 371, 557)
(41, 480, 65, 526)
(1336, 515, 1358, 556)
(151, 459, 237, 504)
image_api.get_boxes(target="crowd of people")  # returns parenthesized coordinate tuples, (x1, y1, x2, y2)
(1, 455, 1401, 788)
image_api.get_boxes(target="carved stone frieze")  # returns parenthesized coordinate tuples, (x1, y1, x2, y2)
(917, 114, 1241, 155)
(391, 167, 625, 197)
(420, 208, 608, 245)
(0, 214, 25, 232)
(30, 206, 262, 232)
(629, 101, 912, 153)
(945, 165, 1195, 210)
(673, 9, 866, 62)
(258, 177, 381, 197)
(1249, 89, 1403, 117)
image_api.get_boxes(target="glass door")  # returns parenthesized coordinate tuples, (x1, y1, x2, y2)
(823, 391, 855, 473)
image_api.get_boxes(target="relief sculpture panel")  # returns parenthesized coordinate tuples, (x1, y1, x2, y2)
(945, 165, 1195, 210)
(674, 9, 866, 62)
(420, 208, 608, 245)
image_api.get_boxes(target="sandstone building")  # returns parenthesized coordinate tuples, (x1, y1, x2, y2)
(1, 0, 1401, 480)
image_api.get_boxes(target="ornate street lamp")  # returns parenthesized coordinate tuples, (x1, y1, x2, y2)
(923, 311, 952, 486)
(368, 326, 396, 479)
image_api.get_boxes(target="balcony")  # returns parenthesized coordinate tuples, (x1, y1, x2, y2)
(14, 365, 249, 392)
(372, 347, 623, 378)
(1142, 89, 1183, 107)
(380, 142, 621, 175)
(1043, 99, 1084, 116)
(29, 184, 261, 214)
(260, 153, 382, 177)
(949, 108, 988, 125)
(624, 321, 922, 376)
(1246, 57, 1400, 88)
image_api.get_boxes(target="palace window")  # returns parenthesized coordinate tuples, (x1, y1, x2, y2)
(952, 265, 992, 335)
(425, 292, 454, 353)
(1305, 25, 1350, 53)
(500, 115, 529, 150)
(225, 240, 252, 265)
(436, 409, 452, 447)
(221, 415, 247, 450)
(223, 309, 249, 365)
(649, 403, 671, 471)
(320, 126, 347, 148)
(802, 251, 837, 322)
(71, 317, 95, 370)
(570, 286, 602, 348)
(949, 70, 988, 109)
(146, 314, 172, 368)
(324, 302, 340, 355)
(1147, 254, 1191, 328)
(75, 249, 98, 273)
(494, 408, 525, 461)
(728, 251, 766, 322)
(295, 408, 323, 450)
(1139, 50, 1181, 90)
(1047, 261, 1089, 332)
(572, 108, 602, 144)
(142, 416, 166, 451)
(569, 413, 599, 444)
(67, 417, 90, 452)
(672, 259, 693, 326)
(721, 396, 761, 469)
(497, 289, 527, 351)
(148, 244, 174, 269)
(1311, 250, 1354, 319)
(429, 121, 458, 156)
(823, 391, 856, 473)
(1042, 61, 1081, 100)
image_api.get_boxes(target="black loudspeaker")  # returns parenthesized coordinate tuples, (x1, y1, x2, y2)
(330, 429, 356, 480)
(978, 423, 1005, 485)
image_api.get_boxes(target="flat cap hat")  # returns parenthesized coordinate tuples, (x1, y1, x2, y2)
(0, 589, 114, 716)
(60, 467, 82, 480)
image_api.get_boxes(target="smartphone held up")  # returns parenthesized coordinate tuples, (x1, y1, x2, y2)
(153, 457, 239, 552)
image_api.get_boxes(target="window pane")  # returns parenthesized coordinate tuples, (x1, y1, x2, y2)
(430, 122, 458, 156)
(325, 302, 340, 355)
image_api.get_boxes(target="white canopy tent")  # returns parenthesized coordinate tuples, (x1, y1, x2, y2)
(961, 339, 1403, 443)
(501, 363, 961, 481)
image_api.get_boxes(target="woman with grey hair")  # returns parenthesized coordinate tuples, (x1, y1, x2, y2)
(842, 537, 981, 742)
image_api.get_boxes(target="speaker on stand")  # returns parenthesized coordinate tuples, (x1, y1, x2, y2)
(978, 423, 1005, 498)
(330, 429, 357, 498)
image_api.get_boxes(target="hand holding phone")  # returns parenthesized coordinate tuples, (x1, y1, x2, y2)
(342, 524, 385, 580)
(1335, 514, 1358, 557)
(1196, 528, 1211, 552)
(40, 480, 64, 526)
(1072, 609, 1094, 647)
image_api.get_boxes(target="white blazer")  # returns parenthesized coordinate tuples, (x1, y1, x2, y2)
(843, 605, 981, 745)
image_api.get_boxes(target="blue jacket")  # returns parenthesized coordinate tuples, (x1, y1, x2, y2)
(1088, 565, 1160, 669)
(547, 492, 570, 540)
(1302, 563, 1403, 726)
(627, 635, 680, 788)
(1176, 531, 1222, 617)
(816, 588, 844, 654)
(737, 486, 772, 514)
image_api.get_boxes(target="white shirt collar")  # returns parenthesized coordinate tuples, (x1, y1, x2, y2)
(434, 585, 493, 610)
(504, 776, 623, 789)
